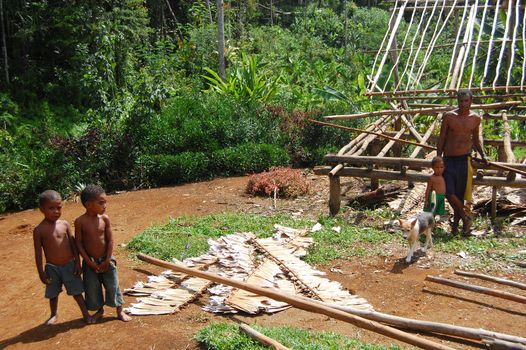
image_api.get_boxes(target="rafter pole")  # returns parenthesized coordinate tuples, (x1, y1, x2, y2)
(493, 0, 513, 89)
(369, 0, 408, 91)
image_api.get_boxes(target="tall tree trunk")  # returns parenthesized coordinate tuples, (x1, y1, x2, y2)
(216, 0, 225, 80)
(270, 0, 274, 26)
(205, 0, 213, 23)
(0, 0, 9, 85)
(343, 0, 349, 61)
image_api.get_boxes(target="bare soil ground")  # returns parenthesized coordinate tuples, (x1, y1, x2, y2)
(0, 175, 525, 350)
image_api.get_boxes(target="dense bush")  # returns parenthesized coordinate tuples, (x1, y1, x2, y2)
(141, 93, 283, 155)
(246, 167, 310, 198)
(135, 143, 289, 188)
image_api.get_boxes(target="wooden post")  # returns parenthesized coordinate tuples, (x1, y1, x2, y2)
(137, 254, 459, 350)
(491, 186, 497, 223)
(329, 173, 341, 216)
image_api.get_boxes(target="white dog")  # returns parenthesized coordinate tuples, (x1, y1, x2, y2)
(398, 191, 436, 263)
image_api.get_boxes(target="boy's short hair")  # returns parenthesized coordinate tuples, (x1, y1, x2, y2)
(80, 184, 106, 206)
(431, 156, 443, 166)
(457, 89, 473, 100)
(39, 190, 62, 207)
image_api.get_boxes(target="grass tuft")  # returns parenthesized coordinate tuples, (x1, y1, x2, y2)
(195, 323, 403, 350)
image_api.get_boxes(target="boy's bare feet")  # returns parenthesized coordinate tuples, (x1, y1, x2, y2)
(45, 314, 58, 325)
(84, 315, 96, 324)
(92, 308, 104, 322)
(117, 306, 132, 322)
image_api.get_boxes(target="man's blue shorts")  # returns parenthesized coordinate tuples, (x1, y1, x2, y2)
(443, 154, 469, 204)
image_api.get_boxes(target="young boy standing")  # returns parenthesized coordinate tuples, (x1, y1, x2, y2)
(74, 184, 131, 322)
(33, 190, 92, 325)
(424, 156, 446, 216)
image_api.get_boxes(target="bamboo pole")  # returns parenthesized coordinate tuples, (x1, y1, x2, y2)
(478, 0, 500, 91)
(338, 117, 384, 155)
(522, 8, 526, 90)
(324, 155, 526, 172)
(425, 275, 526, 304)
(378, 127, 407, 157)
(505, 0, 520, 92)
(324, 101, 521, 120)
(480, 0, 501, 88)
(369, 0, 408, 92)
(312, 118, 526, 177)
(366, 85, 526, 96)
(501, 112, 515, 163)
(468, 0, 490, 89)
(310, 119, 435, 150)
(410, 118, 439, 158)
(407, 0, 441, 90)
(493, 0, 513, 89)
(445, 0, 469, 89)
(400, 114, 425, 142)
(313, 166, 526, 187)
(383, 0, 420, 92)
(450, 4, 476, 89)
(414, 0, 458, 88)
(454, 270, 526, 290)
(295, 296, 526, 345)
(456, 2, 478, 90)
(137, 254, 459, 350)
(369, 0, 400, 91)
(394, 0, 430, 91)
(397, 5, 524, 10)
(239, 324, 291, 350)
(382, 93, 526, 101)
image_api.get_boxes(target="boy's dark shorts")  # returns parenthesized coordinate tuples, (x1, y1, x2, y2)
(44, 260, 84, 299)
(443, 155, 469, 203)
(83, 257, 124, 311)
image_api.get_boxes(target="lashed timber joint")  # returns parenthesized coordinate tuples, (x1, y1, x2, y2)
(249, 238, 322, 300)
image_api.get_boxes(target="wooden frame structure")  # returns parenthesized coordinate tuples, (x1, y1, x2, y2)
(315, 0, 526, 216)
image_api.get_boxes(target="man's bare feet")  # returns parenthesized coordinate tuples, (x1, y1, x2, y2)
(117, 307, 132, 322)
(462, 216, 472, 236)
(45, 314, 57, 325)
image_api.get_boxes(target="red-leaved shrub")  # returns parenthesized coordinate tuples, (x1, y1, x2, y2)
(246, 167, 310, 198)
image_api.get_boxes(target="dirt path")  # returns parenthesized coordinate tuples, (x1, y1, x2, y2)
(1, 176, 525, 350)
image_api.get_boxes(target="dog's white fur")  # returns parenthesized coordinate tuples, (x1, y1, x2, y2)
(398, 192, 436, 263)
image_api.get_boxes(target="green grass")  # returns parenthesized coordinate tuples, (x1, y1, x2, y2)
(127, 212, 401, 263)
(195, 323, 404, 350)
(127, 211, 525, 270)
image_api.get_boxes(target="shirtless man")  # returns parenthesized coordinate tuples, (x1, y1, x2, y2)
(437, 89, 487, 236)
(75, 184, 131, 322)
(33, 190, 92, 325)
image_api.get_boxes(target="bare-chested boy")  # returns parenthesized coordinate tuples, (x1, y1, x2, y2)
(74, 184, 131, 322)
(33, 190, 92, 325)
(424, 156, 446, 216)
(437, 89, 488, 236)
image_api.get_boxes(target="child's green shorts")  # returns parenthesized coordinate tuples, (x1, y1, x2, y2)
(424, 192, 446, 215)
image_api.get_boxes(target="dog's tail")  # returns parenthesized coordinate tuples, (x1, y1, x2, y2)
(429, 190, 437, 214)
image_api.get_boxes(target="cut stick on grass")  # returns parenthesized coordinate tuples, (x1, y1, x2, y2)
(137, 253, 458, 350)
(426, 275, 526, 304)
(239, 324, 291, 350)
(295, 295, 526, 346)
(454, 270, 526, 290)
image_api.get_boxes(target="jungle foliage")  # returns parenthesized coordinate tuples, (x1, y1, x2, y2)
(0, 1, 524, 212)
